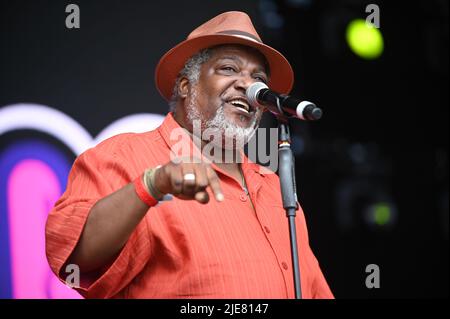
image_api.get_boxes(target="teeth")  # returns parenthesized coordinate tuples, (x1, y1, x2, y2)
(235, 106, 249, 114)
(229, 99, 250, 111)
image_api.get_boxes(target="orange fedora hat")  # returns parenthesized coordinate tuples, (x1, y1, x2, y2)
(155, 11, 294, 101)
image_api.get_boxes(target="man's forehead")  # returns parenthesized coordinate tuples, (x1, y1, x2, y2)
(209, 45, 269, 72)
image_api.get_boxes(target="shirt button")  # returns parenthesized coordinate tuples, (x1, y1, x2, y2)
(282, 262, 288, 270)
(264, 226, 271, 233)
(239, 193, 247, 201)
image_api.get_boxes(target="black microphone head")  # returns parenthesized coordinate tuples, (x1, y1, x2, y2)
(246, 82, 268, 108)
(311, 107, 323, 120)
(297, 101, 323, 121)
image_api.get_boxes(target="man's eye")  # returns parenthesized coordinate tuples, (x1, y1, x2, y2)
(221, 66, 237, 72)
(254, 76, 267, 83)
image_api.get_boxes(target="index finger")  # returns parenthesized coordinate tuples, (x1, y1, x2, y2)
(206, 166, 224, 202)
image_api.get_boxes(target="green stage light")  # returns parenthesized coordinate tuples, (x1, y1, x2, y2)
(346, 19, 384, 59)
(372, 202, 392, 226)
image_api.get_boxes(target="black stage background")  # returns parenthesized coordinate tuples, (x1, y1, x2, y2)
(0, 0, 448, 298)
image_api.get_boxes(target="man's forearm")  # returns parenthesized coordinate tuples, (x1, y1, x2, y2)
(68, 182, 149, 273)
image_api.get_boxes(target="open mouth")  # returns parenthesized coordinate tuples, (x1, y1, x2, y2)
(226, 97, 254, 115)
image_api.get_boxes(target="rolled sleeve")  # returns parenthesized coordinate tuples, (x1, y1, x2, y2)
(45, 140, 151, 298)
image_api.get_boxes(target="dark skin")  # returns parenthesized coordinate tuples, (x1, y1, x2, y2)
(67, 45, 268, 273)
(159, 45, 267, 200)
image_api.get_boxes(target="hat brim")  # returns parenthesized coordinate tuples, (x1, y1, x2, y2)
(155, 34, 294, 101)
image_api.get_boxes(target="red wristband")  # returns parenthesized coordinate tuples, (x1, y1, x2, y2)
(133, 174, 158, 207)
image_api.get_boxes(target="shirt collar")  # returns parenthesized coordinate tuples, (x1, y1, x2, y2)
(157, 112, 269, 177)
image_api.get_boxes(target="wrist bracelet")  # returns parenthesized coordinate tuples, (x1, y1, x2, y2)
(143, 166, 164, 200)
(133, 172, 158, 207)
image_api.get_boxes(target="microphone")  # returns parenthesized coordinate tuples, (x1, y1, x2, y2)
(246, 82, 322, 121)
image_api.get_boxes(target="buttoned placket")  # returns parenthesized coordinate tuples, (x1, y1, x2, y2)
(246, 171, 293, 298)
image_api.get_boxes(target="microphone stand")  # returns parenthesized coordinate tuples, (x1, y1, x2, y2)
(249, 82, 322, 298)
(276, 114, 302, 299)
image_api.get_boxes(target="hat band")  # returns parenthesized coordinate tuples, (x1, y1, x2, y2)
(216, 30, 262, 43)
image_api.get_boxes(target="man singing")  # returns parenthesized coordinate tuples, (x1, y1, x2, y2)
(45, 11, 333, 299)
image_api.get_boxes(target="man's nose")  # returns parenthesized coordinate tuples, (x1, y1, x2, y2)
(233, 73, 256, 92)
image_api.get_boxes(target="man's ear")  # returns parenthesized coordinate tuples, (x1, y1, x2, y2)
(179, 77, 190, 99)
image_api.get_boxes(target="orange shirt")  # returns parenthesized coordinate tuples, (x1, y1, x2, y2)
(45, 113, 334, 299)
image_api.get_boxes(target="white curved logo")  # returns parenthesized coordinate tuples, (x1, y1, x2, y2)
(0, 103, 165, 155)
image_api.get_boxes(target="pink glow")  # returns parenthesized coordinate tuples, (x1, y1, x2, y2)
(8, 160, 81, 299)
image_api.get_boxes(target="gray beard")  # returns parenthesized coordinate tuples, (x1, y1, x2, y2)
(186, 88, 261, 150)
